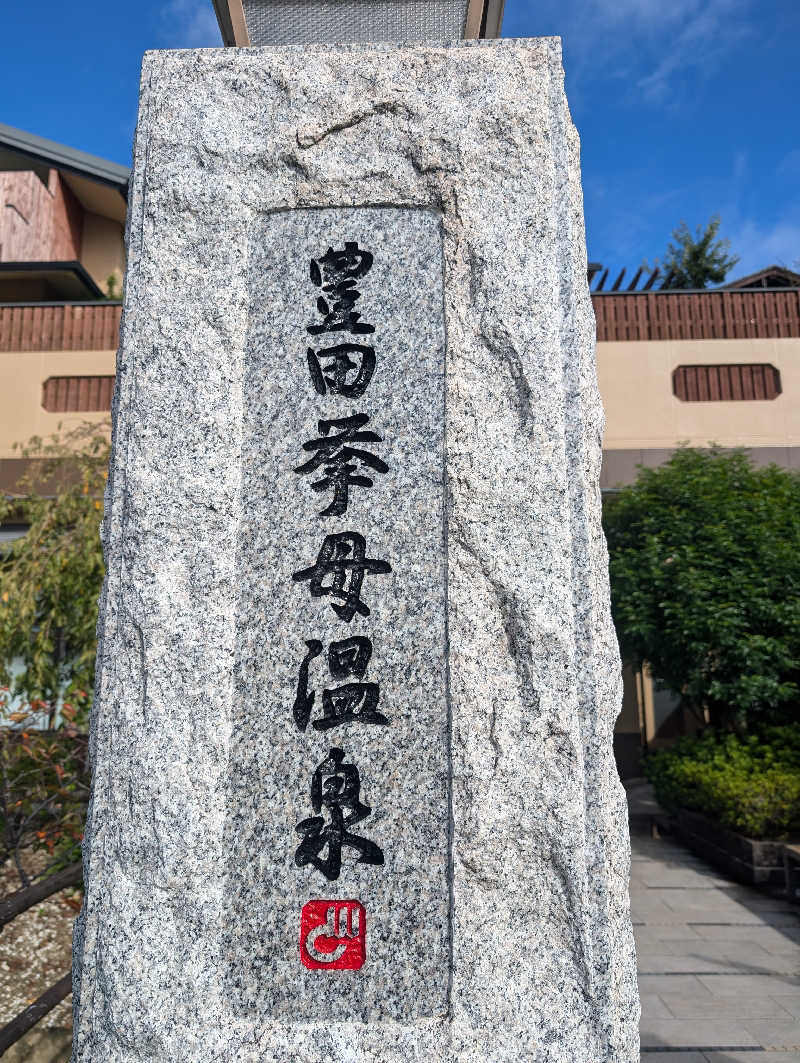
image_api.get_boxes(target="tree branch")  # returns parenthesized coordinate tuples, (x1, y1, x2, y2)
(0, 861, 81, 929)
(0, 972, 71, 1054)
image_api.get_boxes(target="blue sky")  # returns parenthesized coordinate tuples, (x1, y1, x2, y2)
(1, 0, 798, 279)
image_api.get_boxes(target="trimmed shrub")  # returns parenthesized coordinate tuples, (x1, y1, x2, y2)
(644, 726, 800, 839)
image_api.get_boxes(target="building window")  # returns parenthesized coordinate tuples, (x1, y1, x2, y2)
(42, 375, 114, 412)
(672, 364, 781, 402)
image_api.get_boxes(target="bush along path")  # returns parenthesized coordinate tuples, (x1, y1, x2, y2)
(646, 727, 800, 840)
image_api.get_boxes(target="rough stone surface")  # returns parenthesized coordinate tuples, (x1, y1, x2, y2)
(73, 38, 639, 1062)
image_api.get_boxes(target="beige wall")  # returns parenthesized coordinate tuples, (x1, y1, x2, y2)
(597, 337, 800, 450)
(0, 169, 82, 263)
(3, 335, 799, 466)
(0, 349, 115, 460)
(80, 212, 125, 294)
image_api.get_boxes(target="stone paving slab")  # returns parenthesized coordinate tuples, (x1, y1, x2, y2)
(657, 994, 796, 1020)
(705, 1054, 800, 1063)
(640, 1053, 706, 1063)
(743, 1019, 800, 1049)
(659, 895, 778, 920)
(639, 973, 715, 997)
(641, 993, 676, 1019)
(637, 943, 797, 975)
(636, 926, 705, 943)
(635, 869, 735, 890)
(639, 1017, 760, 1049)
(631, 828, 800, 1057)
(641, 1055, 800, 1062)
(697, 975, 800, 997)
(693, 927, 800, 950)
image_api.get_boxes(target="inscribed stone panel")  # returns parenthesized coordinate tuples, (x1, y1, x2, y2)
(225, 206, 449, 1022)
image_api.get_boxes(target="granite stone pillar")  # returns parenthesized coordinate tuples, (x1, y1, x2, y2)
(73, 39, 639, 1062)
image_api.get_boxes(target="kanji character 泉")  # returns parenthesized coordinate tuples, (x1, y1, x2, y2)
(295, 747, 384, 881)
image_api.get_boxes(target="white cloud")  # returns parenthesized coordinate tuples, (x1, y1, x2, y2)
(514, 0, 754, 111)
(584, 182, 686, 266)
(159, 0, 222, 48)
(584, 0, 701, 31)
(636, 0, 751, 103)
(705, 153, 800, 277)
(728, 214, 800, 276)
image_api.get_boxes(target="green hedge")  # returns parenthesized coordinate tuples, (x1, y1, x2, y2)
(644, 726, 800, 839)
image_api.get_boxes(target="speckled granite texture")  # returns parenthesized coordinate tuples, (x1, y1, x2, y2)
(229, 206, 450, 1022)
(73, 38, 639, 1063)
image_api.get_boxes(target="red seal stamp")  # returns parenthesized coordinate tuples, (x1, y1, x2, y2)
(299, 900, 366, 970)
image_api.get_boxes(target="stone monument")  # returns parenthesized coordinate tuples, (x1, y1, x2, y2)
(72, 27, 639, 1063)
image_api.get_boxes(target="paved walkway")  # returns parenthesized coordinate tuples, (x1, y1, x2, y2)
(632, 823, 800, 1061)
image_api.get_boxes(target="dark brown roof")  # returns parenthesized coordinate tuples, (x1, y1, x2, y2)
(721, 265, 800, 290)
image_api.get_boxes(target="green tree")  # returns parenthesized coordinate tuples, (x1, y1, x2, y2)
(604, 447, 800, 730)
(658, 215, 739, 289)
(0, 422, 109, 729)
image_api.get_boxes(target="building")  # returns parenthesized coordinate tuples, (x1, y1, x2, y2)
(0, 122, 126, 494)
(2, 125, 799, 770)
(594, 265, 800, 775)
(596, 265, 800, 491)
